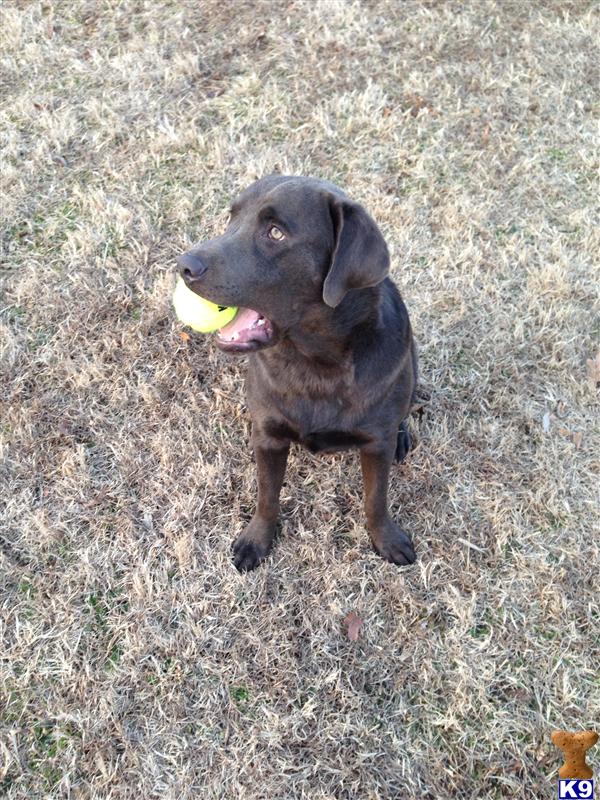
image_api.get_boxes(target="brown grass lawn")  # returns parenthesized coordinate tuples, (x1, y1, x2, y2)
(1, 1, 599, 798)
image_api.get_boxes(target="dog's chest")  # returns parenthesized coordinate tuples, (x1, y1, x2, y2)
(259, 368, 372, 451)
(262, 408, 370, 452)
(250, 348, 377, 450)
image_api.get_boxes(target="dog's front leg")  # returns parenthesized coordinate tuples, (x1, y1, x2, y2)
(232, 438, 290, 572)
(360, 443, 416, 566)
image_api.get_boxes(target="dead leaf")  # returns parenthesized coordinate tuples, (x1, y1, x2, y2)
(572, 431, 583, 449)
(179, 331, 190, 342)
(343, 611, 363, 641)
(58, 419, 71, 435)
(253, 32, 268, 49)
(405, 93, 433, 117)
(542, 412, 552, 433)
(586, 351, 600, 389)
(481, 123, 490, 146)
(83, 487, 109, 508)
(555, 400, 568, 419)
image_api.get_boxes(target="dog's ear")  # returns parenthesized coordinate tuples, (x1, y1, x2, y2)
(322, 195, 390, 308)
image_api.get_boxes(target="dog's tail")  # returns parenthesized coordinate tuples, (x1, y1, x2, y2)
(394, 420, 413, 463)
(395, 385, 430, 463)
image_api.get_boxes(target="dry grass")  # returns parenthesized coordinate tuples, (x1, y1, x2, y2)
(1, 1, 599, 798)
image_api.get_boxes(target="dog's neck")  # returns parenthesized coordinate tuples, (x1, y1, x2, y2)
(278, 285, 383, 368)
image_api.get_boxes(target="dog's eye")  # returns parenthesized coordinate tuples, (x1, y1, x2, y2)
(267, 225, 285, 241)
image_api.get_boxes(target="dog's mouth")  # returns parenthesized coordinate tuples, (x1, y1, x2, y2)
(216, 308, 275, 353)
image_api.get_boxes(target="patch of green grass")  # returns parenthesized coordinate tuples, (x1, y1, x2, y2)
(40, 766, 63, 790)
(106, 643, 124, 669)
(18, 579, 37, 598)
(231, 686, 250, 706)
(32, 724, 69, 759)
(469, 623, 491, 639)
(101, 227, 128, 259)
(494, 223, 520, 241)
(3, 689, 24, 724)
(1, 304, 26, 323)
(85, 588, 129, 630)
(537, 627, 558, 641)
(29, 327, 54, 351)
(86, 592, 110, 629)
(548, 147, 568, 162)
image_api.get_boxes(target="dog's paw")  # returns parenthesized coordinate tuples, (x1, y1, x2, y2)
(232, 538, 270, 572)
(232, 517, 276, 572)
(370, 520, 416, 566)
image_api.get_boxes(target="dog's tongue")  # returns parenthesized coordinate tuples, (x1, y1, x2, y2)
(217, 307, 263, 343)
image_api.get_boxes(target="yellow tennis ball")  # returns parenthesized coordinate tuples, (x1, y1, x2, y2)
(172, 278, 237, 333)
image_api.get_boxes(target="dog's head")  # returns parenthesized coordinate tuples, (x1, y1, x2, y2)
(176, 175, 389, 353)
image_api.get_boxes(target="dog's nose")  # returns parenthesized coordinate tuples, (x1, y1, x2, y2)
(177, 252, 208, 282)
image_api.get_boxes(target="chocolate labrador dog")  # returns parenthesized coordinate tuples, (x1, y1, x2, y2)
(177, 175, 418, 572)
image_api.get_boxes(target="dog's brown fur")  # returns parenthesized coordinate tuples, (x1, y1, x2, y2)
(178, 176, 417, 571)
